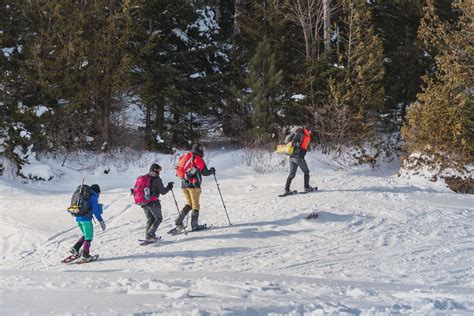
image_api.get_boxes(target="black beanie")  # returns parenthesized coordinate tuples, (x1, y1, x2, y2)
(150, 163, 162, 172)
(191, 143, 204, 157)
(90, 184, 101, 194)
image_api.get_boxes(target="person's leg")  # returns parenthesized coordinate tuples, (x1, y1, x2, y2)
(285, 159, 298, 192)
(82, 240, 92, 257)
(176, 189, 193, 226)
(175, 204, 192, 226)
(295, 158, 310, 189)
(146, 203, 163, 238)
(142, 206, 155, 238)
(188, 189, 202, 229)
(78, 221, 94, 257)
(71, 235, 85, 254)
(191, 210, 199, 230)
(188, 188, 202, 211)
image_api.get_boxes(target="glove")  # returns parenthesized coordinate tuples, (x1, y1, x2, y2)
(166, 182, 174, 190)
(99, 221, 106, 232)
(209, 167, 216, 175)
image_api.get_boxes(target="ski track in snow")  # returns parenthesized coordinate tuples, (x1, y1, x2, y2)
(1, 155, 473, 315)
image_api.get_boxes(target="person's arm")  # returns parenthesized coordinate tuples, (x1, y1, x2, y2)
(91, 195, 103, 222)
(200, 161, 216, 177)
(285, 133, 295, 144)
(154, 177, 171, 195)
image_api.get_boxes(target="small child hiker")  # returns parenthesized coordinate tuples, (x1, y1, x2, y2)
(70, 184, 106, 261)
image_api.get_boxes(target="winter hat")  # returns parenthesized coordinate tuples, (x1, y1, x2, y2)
(90, 184, 101, 194)
(191, 143, 204, 157)
(290, 126, 302, 134)
(150, 163, 162, 172)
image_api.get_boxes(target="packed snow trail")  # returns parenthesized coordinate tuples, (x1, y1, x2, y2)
(1, 151, 473, 314)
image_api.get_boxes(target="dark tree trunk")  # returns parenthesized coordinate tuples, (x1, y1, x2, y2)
(233, 0, 247, 36)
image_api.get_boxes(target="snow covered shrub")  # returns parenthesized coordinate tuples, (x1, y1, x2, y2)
(242, 149, 286, 174)
(242, 135, 286, 174)
(1, 123, 36, 176)
(444, 176, 473, 194)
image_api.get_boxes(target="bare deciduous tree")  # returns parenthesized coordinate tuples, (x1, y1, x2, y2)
(280, 0, 324, 60)
(279, 0, 340, 59)
(323, 0, 331, 51)
(308, 79, 352, 154)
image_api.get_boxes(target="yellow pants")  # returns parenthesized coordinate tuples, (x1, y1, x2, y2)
(182, 188, 202, 211)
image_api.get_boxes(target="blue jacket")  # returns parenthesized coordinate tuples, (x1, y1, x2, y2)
(76, 191, 104, 222)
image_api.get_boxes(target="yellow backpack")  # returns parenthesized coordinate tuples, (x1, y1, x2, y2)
(275, 143, 294, 155)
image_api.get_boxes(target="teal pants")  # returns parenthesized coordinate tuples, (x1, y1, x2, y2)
(77, 221, 94, 240)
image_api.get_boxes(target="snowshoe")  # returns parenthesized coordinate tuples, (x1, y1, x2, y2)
(303, 186, 318, 193)
(191, 224, 208, 232)
(278, 190, 297, 197)
(70, 247, 80, 256)
(75, 254, 99, 264)
(167, 225, 186, 236)
(61, 254, 80, 264)
(139, 236, 161, 246)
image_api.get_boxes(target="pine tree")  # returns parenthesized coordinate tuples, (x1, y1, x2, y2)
(246, 36, 283, 139)
(320, 0, 385, 147)
(402, 1, 473, 171)
(0, 1, 46, 170)
(134, 0, 228, 149)
(370, 0, 428, 119)
(344, 4, 385, 141)
(8, 0, 136, 152)
(226, 0, 305, 138)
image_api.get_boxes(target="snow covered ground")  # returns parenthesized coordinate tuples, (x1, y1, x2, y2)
(1, 150, 473, 315)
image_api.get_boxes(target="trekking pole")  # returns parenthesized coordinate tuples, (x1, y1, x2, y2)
(170, 188, 187, 235)
(213, 174, 232, 226)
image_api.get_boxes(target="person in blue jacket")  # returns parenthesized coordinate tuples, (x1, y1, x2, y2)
(70, 184, 106, 261)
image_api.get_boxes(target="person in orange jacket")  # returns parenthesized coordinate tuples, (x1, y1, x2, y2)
(174, 143, 215, 231)
(283, 126, 317, 195)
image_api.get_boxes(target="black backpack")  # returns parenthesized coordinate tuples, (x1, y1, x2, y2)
(291, 129, 304, 155)
(67, 185, 92, 216)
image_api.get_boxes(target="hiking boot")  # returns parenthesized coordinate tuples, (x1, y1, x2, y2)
(192, 224, 207, 231)
(174, 219, 184, 227)
(280, 189, 295, 196)
(191, 210, 199, 229)
(145, 233, 158, 241)
(304, 186, 318, 193)
(146, 235, 160, 241)
(70, 247, 80, 256)
(82, 251, 92, 260)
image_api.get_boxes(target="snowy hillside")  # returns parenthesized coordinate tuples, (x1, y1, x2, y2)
(1, 150, 473, 315)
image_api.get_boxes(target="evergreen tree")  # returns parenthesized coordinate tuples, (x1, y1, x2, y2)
(402, 1, 473, 171)
(370, 0, 428, 120)
(8, 0, 136, 152)
(313, 0, 385, 148)
(343, 3, 385, 142)
(226, 0, 304, 138)
(246, 36, 283, 138)
(1, 1, 46, 170)
(134, 0, 228, 149)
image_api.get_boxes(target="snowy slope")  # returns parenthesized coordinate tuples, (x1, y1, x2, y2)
(1, 150, 473, 315)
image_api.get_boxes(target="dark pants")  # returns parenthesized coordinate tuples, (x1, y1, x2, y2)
(72, 236, 91, 255)
(142, 202, 163, 238)
(285, 157, 310, 191)
(175, 205, 192, 226)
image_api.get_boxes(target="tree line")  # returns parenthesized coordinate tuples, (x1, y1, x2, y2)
(1, 0, 472, 174)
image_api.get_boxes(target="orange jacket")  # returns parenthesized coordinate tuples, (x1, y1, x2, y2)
(300, 128, 311, 150)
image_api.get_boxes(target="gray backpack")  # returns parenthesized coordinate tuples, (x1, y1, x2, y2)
(67, 185, 92, 216)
